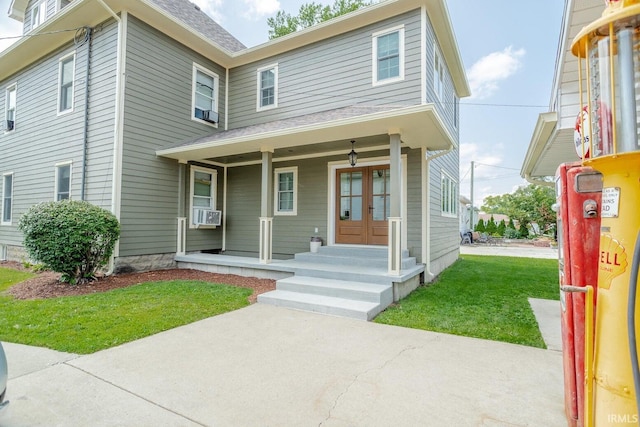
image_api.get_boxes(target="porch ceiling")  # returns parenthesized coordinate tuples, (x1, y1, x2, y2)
(156, 104, 454, 163)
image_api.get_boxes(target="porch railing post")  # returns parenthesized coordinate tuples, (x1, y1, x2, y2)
(259, 217, 273, 264)
(388, 217, 402, 275)
(177, 217, 186, 256)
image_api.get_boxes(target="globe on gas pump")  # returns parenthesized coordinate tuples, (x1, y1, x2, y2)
(572, 0, 640, 424)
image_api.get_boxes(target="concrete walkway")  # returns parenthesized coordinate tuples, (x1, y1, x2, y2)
(460, 243, 558, 259)
(1, 303, 565, 426)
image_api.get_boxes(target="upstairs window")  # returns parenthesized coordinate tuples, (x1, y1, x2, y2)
(274, 167, 297, 216)
(257, 64, 278, 111)
(441, 172, 458, 217)
(2, 173, 13, 225)
(189, 166, 218, 227)
(55, 162, 71, 200)
(58, 53, 75, 114)
(5, 84, 16, 132)
(192, 64, 219, 126)
(372, 26, 404, 85)
(434, 49, 445, 100)
(31, 0, 47, 29)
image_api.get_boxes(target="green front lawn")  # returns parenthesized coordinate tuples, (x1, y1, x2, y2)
(375, 255, 559, 348)
(0, 270, 251, 354)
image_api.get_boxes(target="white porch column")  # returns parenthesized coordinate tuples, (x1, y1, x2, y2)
(177, 217, 187, 256)
(176, 162, 187, 256)
(259, 148, 274, 264)
(388, 133, 402, 275)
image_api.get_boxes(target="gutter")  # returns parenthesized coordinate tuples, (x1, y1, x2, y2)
(421, 144, 454, 281)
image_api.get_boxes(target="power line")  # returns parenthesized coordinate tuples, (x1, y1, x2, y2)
(473, 162, 521, 171)
(460, 102, 547, 108)
(0, 27, 83, 41)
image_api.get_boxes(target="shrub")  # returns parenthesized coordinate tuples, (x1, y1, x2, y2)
(504, 227, 519, 239)
(18, 200, 120, 284)
(475, 219, 486, 233)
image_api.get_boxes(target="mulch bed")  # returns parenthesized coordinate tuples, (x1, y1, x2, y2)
(0, 261, 276, 303)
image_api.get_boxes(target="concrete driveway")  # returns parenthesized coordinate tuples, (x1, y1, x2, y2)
(1, 303, 564, 426)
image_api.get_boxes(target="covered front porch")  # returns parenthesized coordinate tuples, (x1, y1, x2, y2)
(157, 103, 455, 278)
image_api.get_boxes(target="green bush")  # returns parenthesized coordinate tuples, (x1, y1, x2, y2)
(18, 200, 120, 284)
(504, 227, 519, 239)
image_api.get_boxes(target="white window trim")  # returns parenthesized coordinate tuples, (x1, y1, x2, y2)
(189, 165, 218, 229)
(2, 172, 14, 226)
(256, 63, 279, 112)
(57, 52, 76, 115)
(274, 166, 298, 216)
(434, 47, 445, 101)
(5, 83, 16, 134)
(372, 25, 405, 87)
(191, 63, 219, 128)
(31, 0, 47, 29)
(54, 161, 72, 201)
(441, 171, 458, 218)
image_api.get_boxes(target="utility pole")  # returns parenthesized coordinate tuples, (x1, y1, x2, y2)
(470, 161, 475, 231)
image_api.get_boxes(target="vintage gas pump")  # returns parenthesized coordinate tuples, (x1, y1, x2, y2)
(556, 162, 602, 427)
(572, 0, 640, 424)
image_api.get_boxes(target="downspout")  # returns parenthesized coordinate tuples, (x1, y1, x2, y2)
(422, 144, 454, 281)
(96, 0, 124, 274)
(78, 27, 92, 201)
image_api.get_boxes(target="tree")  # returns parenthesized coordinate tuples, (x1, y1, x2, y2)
(481, 184, 556, 236)
(497, 219, 506, 237)
(267, 0, 372, 39)
(475, 219, 486, 233)
(18, 200, 120, 284)
(485, 215, 497, 235)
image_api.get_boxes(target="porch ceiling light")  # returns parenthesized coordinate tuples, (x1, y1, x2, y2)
(348, 140, 358, 167)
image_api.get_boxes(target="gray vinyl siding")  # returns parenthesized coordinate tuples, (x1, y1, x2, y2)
(23, 0, 57, 34)
(228, 10, 423, 129)
(224, 165, 260, 256)
(118, 16, 226, 256)
(406, 149, 423, 262)
(425, 12, 458, 140)
(0, 20, 118, 247)
(428, 151, 460, 262)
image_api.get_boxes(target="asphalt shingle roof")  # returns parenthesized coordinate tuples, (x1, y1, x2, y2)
(165, 104, 414, 150)
(148, 0, 246, 52)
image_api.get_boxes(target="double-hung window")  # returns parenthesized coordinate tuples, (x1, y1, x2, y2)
(190, 166, 217, 227)
(257, 64, 278, 111)
(58, 53, 75, 114)
(274, 167, 297, 216)
(372, 26, 404, 85)
(2, 173, 13, 225)
(434, 49, 445, 100)
(55, 162, 72, 200)
(441, 172, 458, 217)
(192, 64, 219, 126)
(5, 84, 16, 132)
(31, 0, 46, 29)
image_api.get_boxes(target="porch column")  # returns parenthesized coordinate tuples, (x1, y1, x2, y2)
(259, 148, 274, 264)
(388, 133, 402, 275)
(176, 162, 187, 256)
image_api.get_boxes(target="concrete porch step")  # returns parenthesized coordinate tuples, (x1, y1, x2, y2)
(257, 290, 383, 321)
(277, 276, 392, 304)
(294, 252, 417, 269)
(315, 246, 410, 258)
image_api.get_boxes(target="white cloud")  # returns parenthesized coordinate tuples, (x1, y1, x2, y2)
(242, 0, 281, 20)
(467, 46, 525, 100)
(0, 14, 23, 54)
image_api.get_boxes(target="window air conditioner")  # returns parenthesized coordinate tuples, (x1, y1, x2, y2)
(193, 208, 222, 226)
(201, 110, 218, 124)
(6, 120, 14, 131)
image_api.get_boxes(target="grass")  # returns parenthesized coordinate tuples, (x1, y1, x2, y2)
(0, 267, 37, 291)
(374, 255, 559, 348)
(0, 270, 252, 354)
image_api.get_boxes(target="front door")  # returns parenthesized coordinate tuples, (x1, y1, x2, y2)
(335, 166, 390, 245)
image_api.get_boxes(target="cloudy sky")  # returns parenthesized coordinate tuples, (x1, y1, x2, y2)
(0, 0, 568, 208)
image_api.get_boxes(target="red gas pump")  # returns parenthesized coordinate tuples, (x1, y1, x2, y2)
(556, 162, 602, 427)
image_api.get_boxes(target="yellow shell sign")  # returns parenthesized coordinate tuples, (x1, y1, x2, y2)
(598, 234, 628, 289)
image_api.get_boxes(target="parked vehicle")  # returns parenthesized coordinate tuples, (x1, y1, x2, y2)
(0, 342, 7, 411)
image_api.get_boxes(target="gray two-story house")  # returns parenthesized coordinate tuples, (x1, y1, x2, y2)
(1, 0, 469, 319)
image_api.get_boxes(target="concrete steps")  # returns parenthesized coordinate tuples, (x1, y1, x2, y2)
(258, 247, 417, 321)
